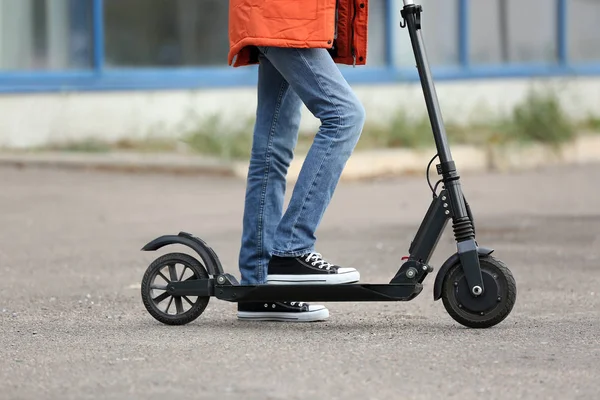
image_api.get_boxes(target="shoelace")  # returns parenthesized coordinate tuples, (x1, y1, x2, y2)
(305, 252, 334, 270)
(266, 302, 305, 308)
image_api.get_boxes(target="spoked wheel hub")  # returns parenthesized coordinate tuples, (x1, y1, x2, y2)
(141, 252, 210, 325)
(442, 255, 516, 328)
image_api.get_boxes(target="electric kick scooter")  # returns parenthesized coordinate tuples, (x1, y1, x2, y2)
(139, 0, 517, 328)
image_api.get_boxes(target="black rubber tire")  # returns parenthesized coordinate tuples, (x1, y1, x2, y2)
(141, 252, 210, 326)
(441, 255, 516, 329)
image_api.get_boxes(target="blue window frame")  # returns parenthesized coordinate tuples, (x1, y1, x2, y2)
(0, 0, 599, 93)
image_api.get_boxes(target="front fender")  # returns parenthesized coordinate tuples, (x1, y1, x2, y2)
(142, 231, 224, 276)
(433, 246, 494, 301)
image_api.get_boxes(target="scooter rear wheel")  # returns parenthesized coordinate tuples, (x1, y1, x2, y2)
(441, 255, 516, 328)
(141, 252, 210, 325)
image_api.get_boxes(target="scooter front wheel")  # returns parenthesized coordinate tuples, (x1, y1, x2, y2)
(141, 252, 210, 325)
(441, 255, 516, 328)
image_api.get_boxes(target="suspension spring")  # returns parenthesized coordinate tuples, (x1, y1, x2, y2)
(453, 217, 475, 242)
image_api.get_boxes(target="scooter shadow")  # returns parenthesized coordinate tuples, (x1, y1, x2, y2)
(139, 315, 518, 336)
(159, 316, 480, 333)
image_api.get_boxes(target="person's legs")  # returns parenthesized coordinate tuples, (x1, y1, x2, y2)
(237, 49, 329, 322)
(238, 50, 303, 286)
(237, 46, 365, 322)
(262, 47, 366, 285)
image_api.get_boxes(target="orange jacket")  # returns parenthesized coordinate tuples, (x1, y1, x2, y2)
(228, 0, 369, 67)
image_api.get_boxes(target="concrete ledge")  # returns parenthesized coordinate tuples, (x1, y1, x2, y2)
(488, 134, 600, 171)
(1, 135, 599, 180)
(0, 151, 235, 176)
(234, 134, 600, 182)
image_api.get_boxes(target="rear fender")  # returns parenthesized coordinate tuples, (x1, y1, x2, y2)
(142, 231, 224, 276)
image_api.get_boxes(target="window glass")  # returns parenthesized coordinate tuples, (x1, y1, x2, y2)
(365, 0, 387, 66)
(392, 0, 460, 68)
(104, 0, 388, 68)
(0, 0, 93, 70)
(103, 0, 230, 67)
(470, 0, 557, 65)
(568, 0, 600, 62)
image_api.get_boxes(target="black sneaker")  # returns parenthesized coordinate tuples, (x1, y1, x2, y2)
(266, 252, 360, 284)
(237, 301, 329, 322)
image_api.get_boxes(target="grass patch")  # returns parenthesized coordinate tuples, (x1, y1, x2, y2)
(111, 137, 179, 152)
(41, 138, 113, 153)
(181, 114, 254, 160)
(581, 114, 600, 133)
(358, 112, 433, 150)
(36, 137, 179, 153)
(348, 87, 579, 151)
(497, 87, 575, 146)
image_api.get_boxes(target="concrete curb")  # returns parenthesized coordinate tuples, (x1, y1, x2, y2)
(234, 134, 600, 182)
(1, 135, 599, 180)
(0, 151, 236, 176)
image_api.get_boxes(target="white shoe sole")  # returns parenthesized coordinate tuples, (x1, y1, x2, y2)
(266, 270, 360, 285)
(237, 305, 329, 322)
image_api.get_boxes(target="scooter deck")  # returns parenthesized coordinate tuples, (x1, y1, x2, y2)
(217, 283, 423, 302)
(167, 279, 423, 302)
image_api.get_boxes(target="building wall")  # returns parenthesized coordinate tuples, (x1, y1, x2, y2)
(2, 76, 599, 148)
(1, 0, 599, 148)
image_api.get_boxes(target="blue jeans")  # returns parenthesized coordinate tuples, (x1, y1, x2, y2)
(238, 47, 366, 285)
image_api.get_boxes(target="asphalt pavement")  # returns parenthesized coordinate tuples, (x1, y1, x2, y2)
(1, 163, 599, 400)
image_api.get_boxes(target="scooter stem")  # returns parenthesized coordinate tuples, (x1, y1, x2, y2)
(401, 2, 484, 295)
